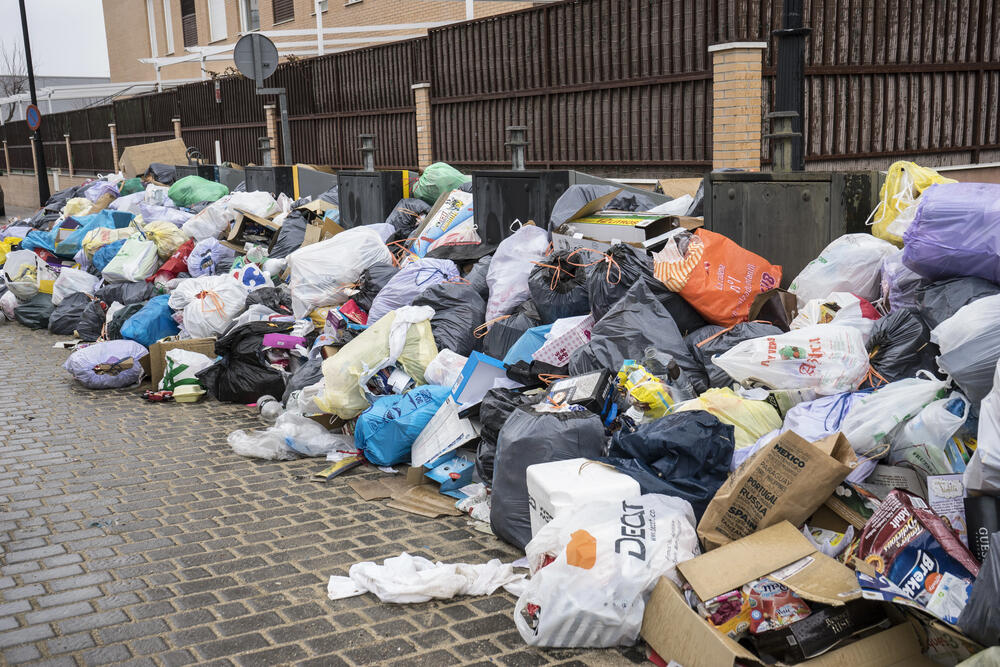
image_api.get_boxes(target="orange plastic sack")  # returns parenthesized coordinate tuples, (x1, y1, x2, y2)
(655, 229, 781, 326)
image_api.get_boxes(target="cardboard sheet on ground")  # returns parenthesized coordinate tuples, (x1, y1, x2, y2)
(348, 466, 462, 518)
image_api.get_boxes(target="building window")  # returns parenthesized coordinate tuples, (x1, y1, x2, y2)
(242, 0, 259, 31)
(181, 0, 197, 47)
(162, 0, 175, 53)
(273, 0, 294, 24)
(207, 0, 226, 41)
(318, 0, 329, 11)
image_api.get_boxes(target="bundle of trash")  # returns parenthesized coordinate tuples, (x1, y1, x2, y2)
(5, 157, 1000, 664)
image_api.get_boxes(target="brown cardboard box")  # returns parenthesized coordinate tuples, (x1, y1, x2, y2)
(657, 177, 703, 199)
(118, 138, 188, 179)
(141, 338, 217, 389)
(640, 521, 936, 667)
(301, 218, 345, 246)
(697, 432, 856, 551)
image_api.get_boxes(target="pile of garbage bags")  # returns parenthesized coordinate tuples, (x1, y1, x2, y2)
(5, 158, 1000, 664)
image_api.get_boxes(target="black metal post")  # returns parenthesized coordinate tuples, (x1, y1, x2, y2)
(772, 0, 810, 171)
(18, 0, 50, 206)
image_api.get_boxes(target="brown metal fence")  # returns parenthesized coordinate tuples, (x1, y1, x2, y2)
(2, 0, 997, 177)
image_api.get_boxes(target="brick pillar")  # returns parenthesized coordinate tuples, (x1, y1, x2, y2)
(2, 140, 9, 174)
(172, 117, 182, 140)
(64, 134, 74, 176)
(263, 105, 279, 166)
(709, 42, 767, 170)
(29, 136, 38, 175)
(108, 123, 119, 171)
(411, 82, 432, 170)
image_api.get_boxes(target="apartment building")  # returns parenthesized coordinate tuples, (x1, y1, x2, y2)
(102, 0, 531, 84)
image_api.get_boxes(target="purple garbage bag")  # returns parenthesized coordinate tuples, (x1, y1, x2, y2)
(903, 183, 1000, 283)
(63, 340, 149, 389)
(83, 180, 120, 203)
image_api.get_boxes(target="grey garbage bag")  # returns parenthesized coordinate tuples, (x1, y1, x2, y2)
(269, 209, 308, 258)
(384, 198, 430, 242)
(491, 406, 607, 549)
(475, 388, 543, 487)
(548, 185, 660, 232)
(685, 322, 784, 389)
(14, 293, 54, 330)
(96, 282, 158, 306)
(48, 292, 92, 335)
(413, 282, 486, 357)
(957, 531, 1000, 647)
(282, 352, 325, 406)
(354, 264, 400, 313)
(482, 299, 540, 361)
(916, 277, 1000, 330)
(569, 281, 700, 382)
(465, 255, 492, 299)
(600, 410, 735, 519)
(75, 300, 107, 341)
(865, 310, 939, 385)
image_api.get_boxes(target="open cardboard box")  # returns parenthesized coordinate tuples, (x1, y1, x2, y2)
(140, 337, 217, 389)
(641, 521, 937, 667)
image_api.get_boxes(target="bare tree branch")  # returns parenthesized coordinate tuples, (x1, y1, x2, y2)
(0, 43, 28, 123)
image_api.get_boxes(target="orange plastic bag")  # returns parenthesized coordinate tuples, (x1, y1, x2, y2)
(654, 229, 781, 326)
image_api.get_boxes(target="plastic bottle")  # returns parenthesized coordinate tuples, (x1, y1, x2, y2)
(257, 395, 283, 423)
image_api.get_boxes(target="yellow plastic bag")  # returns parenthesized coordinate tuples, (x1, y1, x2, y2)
(63, 197, 93, 218)
(143, 220, 189, 259)
(316, 307, 438, 419)
(0, 238, 22, 266)
(675, 387, 782, 451)
(618, 361, 675, 419)
(870, 161, 956, 246)
(309, 306, 335, 329)
(82, 227, 133, 260)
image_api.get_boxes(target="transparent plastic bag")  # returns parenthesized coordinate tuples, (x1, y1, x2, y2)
(228, 413, 353, 460)
(51, 268, 99, 306)
(889, 393, 969, 476)
(789, 234, 896, 307)
(423, 349, 468, 388)
(485, 224, 550, 321)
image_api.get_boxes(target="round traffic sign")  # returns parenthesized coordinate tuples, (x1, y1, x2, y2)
(234, 34, 279, 82)
(25, 104, 41, 131)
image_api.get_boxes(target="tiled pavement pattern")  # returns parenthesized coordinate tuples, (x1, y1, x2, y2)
(0, 323, 642, 666)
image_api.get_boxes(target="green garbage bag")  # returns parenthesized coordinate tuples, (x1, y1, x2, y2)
(167, 175, 229, 207)
(119, 178, 143, 196)
(413, 162, 470, 205)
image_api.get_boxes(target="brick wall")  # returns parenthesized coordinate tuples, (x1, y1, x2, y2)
(1, 173, 93, 211)
(710, 42, 767, 171)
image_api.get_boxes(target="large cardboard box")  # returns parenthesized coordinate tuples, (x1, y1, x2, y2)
(118, 138, 188, 179)
(141, 338, 217, 389)
(641, 521, 936, 667)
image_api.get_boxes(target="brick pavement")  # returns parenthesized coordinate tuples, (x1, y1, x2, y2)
(0, 323, 642, 666)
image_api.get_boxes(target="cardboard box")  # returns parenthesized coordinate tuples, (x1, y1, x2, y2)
(118, 138, 188, 179)
(641, 521, 937, 667)
(142, 338, 217, 389)
(301, 218, 345, 246)
(657, 177, 703, 199)
(697, 432, 856, 551)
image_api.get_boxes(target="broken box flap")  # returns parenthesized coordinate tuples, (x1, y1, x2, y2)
(678, 521, 861, 605)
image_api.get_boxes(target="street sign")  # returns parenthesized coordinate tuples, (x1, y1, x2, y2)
(25, 104, 41, 131)
(234, 34, 279, 84)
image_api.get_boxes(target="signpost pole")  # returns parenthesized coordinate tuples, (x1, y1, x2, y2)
(18, 0, 50, 205)
(237, 34, 293, 166)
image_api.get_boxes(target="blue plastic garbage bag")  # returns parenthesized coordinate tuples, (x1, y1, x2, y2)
(353, 385, 452, 466)
(502, 324, 552, 366)
(92, 239, 127, 273)
(56, 210, 134, 258)
(121, 294, 180, 347)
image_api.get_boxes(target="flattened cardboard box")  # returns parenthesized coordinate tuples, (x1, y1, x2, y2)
(697, 431, 856, 551)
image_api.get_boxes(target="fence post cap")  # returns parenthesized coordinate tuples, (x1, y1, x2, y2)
(64, 133, 71, 138)
(708, 41, 768, 53)
(171, 117, 181, 122)
(410, 82, 431, 90)
(108, 122, 116, 128)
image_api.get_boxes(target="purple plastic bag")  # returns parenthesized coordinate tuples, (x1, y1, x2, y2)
(63, 340, 148, 389)
(903, 183, 1000, 282)
(188, 238, 236, 277)
(83, 180, 120, 203)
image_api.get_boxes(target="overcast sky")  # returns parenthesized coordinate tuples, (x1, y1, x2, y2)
(0, 0, 110, 78)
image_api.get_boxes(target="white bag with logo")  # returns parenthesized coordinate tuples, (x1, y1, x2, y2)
(514, 493, 699, 647)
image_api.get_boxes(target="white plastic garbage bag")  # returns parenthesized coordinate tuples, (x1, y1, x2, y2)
(326, 552, 525, 604)
(931, 294, 1000, 401)
(182, 196, 233, 241)
(514, 494, 699, 648)
(485, 224, 550, 321)
(227, 191, 280, 219)
(3, 249, 46, 300)
(51, 268, 99, 306)
(0, 290, 18, 320)
(967, 360, 1000, 493)
(228, 412, 353, 460)
(423, 348, 468, 388)
(102, 239, 159, 282)
(712, 325, 869, 395)
(159, 348, 215, 392)
(287, 226, 393, 318)
(168, 276, 248, 338)
(789, 234, 896, 307)
(790, 292, 879, 343)
(889, 392, 969, 476)
(840, 371, 951, 458)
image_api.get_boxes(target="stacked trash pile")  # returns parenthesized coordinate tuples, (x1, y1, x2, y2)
(3, 158, 1000, 664)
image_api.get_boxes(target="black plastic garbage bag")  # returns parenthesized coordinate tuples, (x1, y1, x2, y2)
(245, 286, 292, 315)
(465, 255, 492, 299)
(917, 277, 1000, 330)
(384, 198, 430, 242)
(13, 293, 54, 330)
(957, 531, 1000, 647)
(44, 184, 87, 212)
(96, 282, 158, 306)
(527, 251, 590, 324)
(106, 302, 146, 340)
(549, 185, 660, 232)
(144, 162, 176, 184)
(482, 299, 541, 360)
(865, 310, 939, 385)
(587, 243, 704, 334)
(569, 281, 700, 381)
(282, 352, 325, 405)
(504, 359, 569, 390)
(686, 322, 784, 389)
(48, 293, 92, 335)
(75, 300, 107, 341)
(476, 388, 542, 487)
(197, 320, 295, 404)
(354, 264, 400, 312)
(600, 410, 734, 519)
(269, 209, 308, 258)
(413, 282, 486, 357)
(491, 406, 607, 548)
